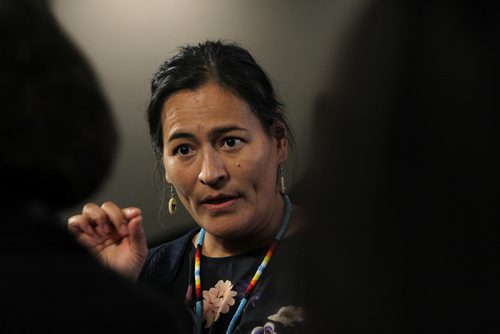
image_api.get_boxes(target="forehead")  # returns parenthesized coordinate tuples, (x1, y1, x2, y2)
(161, 83, 263, 136)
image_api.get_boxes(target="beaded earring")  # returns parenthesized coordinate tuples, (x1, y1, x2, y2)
(279, 164, 286, 194)
(168, 184, 177, 215)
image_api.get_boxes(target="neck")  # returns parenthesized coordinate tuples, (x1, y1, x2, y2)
(197, 193, 291, 258)
(192, 194, 294, 334)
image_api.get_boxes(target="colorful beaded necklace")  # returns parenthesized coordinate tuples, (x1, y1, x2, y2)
(193, 194, 292, 334)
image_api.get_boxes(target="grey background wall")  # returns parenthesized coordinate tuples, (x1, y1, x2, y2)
(52, 0, 368, 244)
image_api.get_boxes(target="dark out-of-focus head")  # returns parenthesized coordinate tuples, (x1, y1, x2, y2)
(302, 0, 499, 332)
(0, 0, 118, 211)
(146, 40, 294, 173)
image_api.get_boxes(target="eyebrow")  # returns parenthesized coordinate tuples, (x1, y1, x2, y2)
(167, 125, 248, 143)
(209, 125, 248, 140)
(167, 131, 195, 142)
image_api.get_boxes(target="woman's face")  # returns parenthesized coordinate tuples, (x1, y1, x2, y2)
(161, 83, 287, 240)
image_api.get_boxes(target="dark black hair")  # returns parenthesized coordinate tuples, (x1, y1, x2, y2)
(146, 40, 294, 170)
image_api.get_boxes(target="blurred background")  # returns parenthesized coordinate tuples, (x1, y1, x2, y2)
(51, 0, 369, 244)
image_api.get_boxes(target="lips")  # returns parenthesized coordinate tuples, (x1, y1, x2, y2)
(200, 194, 239, 211)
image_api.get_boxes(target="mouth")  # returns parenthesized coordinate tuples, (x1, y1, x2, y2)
(200, 194, 240, 211)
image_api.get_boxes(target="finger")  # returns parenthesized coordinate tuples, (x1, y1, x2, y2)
(119, 207, 142, 236)
(115, 214, 140, 237)
(100, 201, 127, 234)
(122, 207, 142, 220)
(68, 214, 97, 237)
(82, 202, 112, 236)
(74, 230, 106, 250)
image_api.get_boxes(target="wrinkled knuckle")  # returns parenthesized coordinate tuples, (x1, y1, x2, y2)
(100, 201, 115, 210)
(82, 202, 97, 212)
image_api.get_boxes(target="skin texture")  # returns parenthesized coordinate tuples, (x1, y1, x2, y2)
(162, 83, 287, 257)
(68, 82, 288, 278)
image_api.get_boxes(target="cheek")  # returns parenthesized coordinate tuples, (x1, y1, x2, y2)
(236, 147, 276, 187)
(162, 149, 171, 180)
(163, 159, 195, 195)
(162, 159, 170, 182)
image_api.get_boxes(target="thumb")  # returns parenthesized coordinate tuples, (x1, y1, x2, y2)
(127, 216, 148, 256)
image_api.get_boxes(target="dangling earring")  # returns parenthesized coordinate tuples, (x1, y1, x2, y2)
(279, 164, 286, 194)
(168, 184, 177, 215)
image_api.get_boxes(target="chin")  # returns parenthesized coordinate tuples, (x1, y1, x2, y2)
(204, 218, 251, 239)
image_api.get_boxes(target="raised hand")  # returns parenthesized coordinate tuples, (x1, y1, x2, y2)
(68, 201, 148, 281)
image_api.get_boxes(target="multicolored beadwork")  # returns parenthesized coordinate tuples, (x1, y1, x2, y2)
(194, 228, 206, 334)
(193, 195, 292, 334)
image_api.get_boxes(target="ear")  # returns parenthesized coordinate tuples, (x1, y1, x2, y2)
(273, 121, 288, 163)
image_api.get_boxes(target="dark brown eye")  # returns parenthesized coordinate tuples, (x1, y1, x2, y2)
(221, 137, 243, 149)
(174, 144, 193, 156)
(225, 138, 236, 147)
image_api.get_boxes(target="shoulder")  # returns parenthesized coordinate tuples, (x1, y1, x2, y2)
(139, 227, 199, 282)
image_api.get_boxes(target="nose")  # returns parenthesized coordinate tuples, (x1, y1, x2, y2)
(198, 149, 228, 186)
